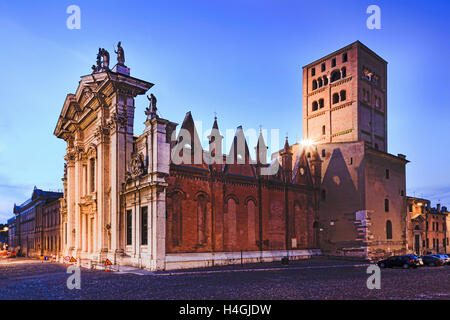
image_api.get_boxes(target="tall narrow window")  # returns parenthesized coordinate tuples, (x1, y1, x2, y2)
(332, 93, 339, 104)
(323, 76, 328, 85)
(385, 199, 389, 212)
(331, 58, 336, 67)
(90, 158, 95, 193)
(340, 90, 346, 101)
(386, 220, 393, 239)
(342, 52, 348, 62)
(341, 67, 347, 78)
(311, 68, 315, 76)
(322, 125, 326, 136)
(312, 80, 317, 90)
(385, 169, 390, 179)
(141, 206, 148, 245)
(312, 101, 318, 111)
(318, 77, 323, 87)
(319, 99, 324, 109)
(126, 210, 132, 245)
(321, 63, 326, 72)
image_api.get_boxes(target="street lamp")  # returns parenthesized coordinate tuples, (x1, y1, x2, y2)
(2, 227, 9, 232)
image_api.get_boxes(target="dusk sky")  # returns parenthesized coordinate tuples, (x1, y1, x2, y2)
(0, 0, 449, 223)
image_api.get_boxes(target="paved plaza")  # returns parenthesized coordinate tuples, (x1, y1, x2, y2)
(0, 257, 449, 300)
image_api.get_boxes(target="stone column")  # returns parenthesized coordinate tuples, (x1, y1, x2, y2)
(74, 157, 81, 254)
(66, 158, 75, 253)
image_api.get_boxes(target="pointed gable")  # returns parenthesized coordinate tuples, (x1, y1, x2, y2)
(172, 111, 208, 170)
(292, 146, 314, 186)
(223, 126, 256, 178)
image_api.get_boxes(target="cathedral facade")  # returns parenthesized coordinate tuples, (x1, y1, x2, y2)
(54, 45, 321, 270)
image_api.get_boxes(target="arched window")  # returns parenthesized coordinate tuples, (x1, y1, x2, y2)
(312, 80, 317, 90)
(167, 192, 183, 247)
(196, 194, 207, 245)
(224, 198, 237, 251)
(341, 67, 347, 78)
(312, 101, 318, 111)
(323, 76, 328, 86)
(332, 93, 339, 104)
(386, 220, 393, 239)
(340, 90, 346, 101)
(330, 70, 341, 83)
(319, 99, 324, 109)
(247, 200, 257, 247)
(322, 125, 326, 135)
(318, 77, 323, 87)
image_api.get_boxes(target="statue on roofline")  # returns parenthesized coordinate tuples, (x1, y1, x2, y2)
(114, 41, 125, 65)
(145, 93, 158, 120)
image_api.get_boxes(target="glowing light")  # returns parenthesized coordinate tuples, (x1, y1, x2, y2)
(300, 139, 314, 147)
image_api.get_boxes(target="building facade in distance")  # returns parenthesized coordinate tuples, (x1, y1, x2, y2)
(10, 187, 63, 257)
(406, 197, 448, 254)
(301, 41, 408, 260)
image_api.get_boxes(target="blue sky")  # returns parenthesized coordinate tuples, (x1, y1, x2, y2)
(0, 0, 449, 223)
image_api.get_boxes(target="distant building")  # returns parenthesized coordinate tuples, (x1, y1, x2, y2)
(406, 197, 448, 255)
(427, 204, 448, 254)
(10, 187, 63, 257)
(406, 197, 430, 255)
(300, 41, 408, 260)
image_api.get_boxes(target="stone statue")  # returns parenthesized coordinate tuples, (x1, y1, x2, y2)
(115, 41, 125, 65)
(92, 48, 111, 73)
(102, 48, 110, 70)
(145, 93, 158, 120)
(96, 48, 102, 70)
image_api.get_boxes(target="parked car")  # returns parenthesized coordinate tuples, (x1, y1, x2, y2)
(432, 254, 450, 265)
(377, 255, 422, 269)
(421, 255, 445, 267)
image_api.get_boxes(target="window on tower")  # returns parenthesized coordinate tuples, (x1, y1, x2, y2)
(331, 58, 336, 67)
(322, 125, 326, 135)
(386, 220, 393, 239)
(319, 99, 324, 109)
(332, 93, 339, 104)
(311, 68, 315, 76)
(321, 63, 325, 72)
(340, 90, 346, 101)
(323, 76, 328, 85)
(330, 70, 341, 83)
(312, 80, 318, 90)
(318, 77, 323, 87)
(342, 52, 348, 62)
(312, 101, 318, 111)
(341, 67, 346, 78)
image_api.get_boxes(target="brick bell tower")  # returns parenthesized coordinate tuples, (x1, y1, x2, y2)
(302, 41, 388, 152)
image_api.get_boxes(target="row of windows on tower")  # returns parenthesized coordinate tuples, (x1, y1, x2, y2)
(311, 52, 348, 77)
(311, 68, 347, 90)
(311, 90, 347, 112)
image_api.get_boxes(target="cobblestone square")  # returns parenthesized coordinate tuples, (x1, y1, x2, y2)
(1, 258, 449, 300)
